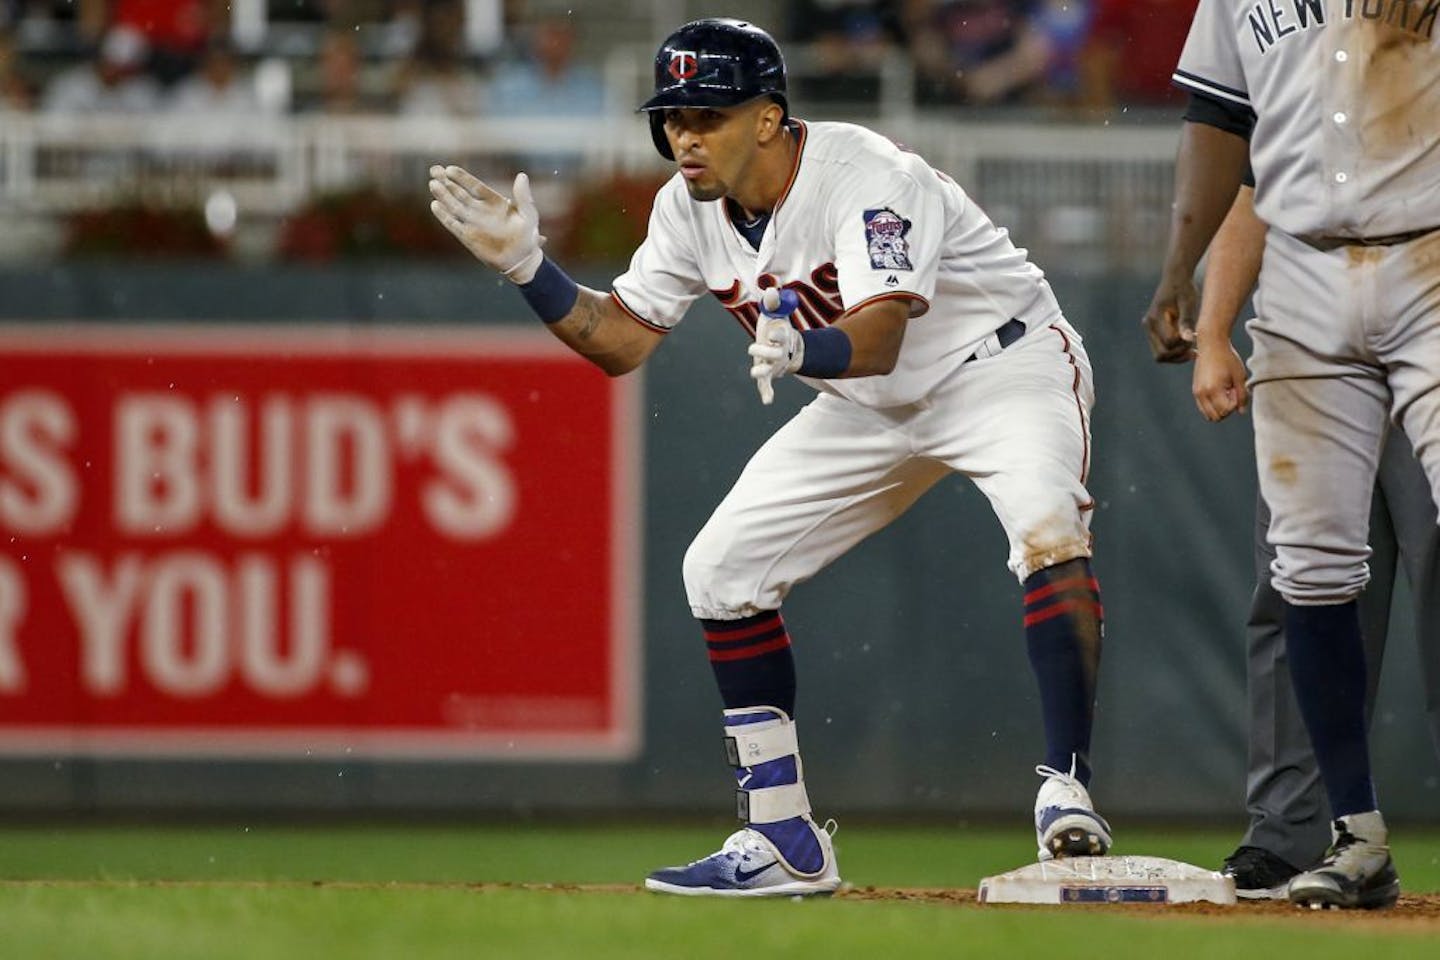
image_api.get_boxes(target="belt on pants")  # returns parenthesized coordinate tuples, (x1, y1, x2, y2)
(965, 317, 1027, 363)
(1304, 225, 1440, 250)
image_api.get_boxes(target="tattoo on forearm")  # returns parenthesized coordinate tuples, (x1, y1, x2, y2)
(579, 307, 603, 342)
(569, 297, 603, 342)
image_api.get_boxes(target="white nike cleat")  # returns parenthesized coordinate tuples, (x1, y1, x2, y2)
(1034, 763, 1112, 861)
(645, 821, 841, 897)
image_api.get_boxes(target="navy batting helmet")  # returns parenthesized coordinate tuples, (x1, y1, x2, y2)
(639, 18, 788, 160)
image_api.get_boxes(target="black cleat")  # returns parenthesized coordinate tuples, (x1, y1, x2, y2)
(1222, 846, 1300, 901)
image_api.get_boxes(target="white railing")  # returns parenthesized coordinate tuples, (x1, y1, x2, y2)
(0, 111, 1182, 269)
(0, 113, 662, 214)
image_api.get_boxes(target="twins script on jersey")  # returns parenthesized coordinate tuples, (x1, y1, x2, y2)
(610, 120, 1063, 408)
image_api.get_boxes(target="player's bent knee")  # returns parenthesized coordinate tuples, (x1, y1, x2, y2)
(682, 533, 767, 620)
(1006, 503, 1093, 581)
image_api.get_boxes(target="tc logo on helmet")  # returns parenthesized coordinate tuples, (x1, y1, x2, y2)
(668, 50, 699, 81)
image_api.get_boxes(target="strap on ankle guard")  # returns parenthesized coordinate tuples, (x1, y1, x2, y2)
(737, 781, 812, 824)
(723, 718, 799, 767)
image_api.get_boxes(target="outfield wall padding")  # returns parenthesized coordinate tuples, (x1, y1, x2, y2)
(0, 264, 1433, 822)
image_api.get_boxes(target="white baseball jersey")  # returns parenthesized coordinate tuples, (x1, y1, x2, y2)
(610, 119, 1062, 408)
(609, 119, 1094, 598)
(1174, 0, 1440, 239)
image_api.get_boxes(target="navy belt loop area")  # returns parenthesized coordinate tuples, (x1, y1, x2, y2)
(965, 317, 1027, 363)
(995, 317, 1027, 349)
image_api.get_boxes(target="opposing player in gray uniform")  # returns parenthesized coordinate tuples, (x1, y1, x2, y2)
(429, 18, 1113, 896)
(1188, 185, 1440, 900)
(1145, 2, 1440, 910)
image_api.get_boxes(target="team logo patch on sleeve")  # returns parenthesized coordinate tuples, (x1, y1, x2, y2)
(863, 208, 913, 271)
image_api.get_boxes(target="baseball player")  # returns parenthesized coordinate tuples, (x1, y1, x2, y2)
(1146, 3, 1440, 910)
(429, 18, 1111, 897)
(1187, 186, 1440, 900)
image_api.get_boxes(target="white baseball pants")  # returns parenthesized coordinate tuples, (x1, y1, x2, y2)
(684, 320, 1096, 620)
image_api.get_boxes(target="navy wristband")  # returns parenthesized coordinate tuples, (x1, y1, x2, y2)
(518, 257, 580, 323)
(797, 327, 852, 378)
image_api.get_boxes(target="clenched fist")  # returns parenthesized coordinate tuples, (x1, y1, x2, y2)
(428, 165, 545, 283)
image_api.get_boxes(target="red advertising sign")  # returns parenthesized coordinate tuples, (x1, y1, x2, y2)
(0, 324, 640, 759)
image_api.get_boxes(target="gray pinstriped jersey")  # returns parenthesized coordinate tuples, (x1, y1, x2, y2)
(1174, 0, 1440, 239)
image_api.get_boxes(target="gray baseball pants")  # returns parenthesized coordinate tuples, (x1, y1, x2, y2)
(1240, 431, 1440, 867)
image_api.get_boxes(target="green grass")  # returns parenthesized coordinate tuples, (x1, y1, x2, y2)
(1, 824, 1437, 959)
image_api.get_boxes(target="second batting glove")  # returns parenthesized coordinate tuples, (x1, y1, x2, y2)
(748, 288, 803, 405)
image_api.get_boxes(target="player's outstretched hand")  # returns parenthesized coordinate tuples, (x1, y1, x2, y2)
(748, 288, 803, 405)
(1142, 272, 1199, 363)
(1192, 339, 1249, 422)
(428, 165, 545, 283)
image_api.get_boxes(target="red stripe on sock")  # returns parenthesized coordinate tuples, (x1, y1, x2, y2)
(706, 635, 792, 662)
(1024, 576, 1099, 606)
(702, 615, 783, 643)
(1023, 598, 1104, 628)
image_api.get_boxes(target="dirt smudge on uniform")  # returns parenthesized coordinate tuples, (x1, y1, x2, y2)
(1270, 455, 1300, 486)
(1404, 230, 1440, 417)
(1406, 226, 1440, 272)
(1346, 244, 1384, 267)
(1349, 19, 1439, 158)
(1018, 511, 1091, 580)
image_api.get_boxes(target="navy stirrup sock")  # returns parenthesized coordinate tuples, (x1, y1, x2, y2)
(1023, 559, 1103, 785)
(1284, 600, 1376, 817)
(702, 611, 796, 716)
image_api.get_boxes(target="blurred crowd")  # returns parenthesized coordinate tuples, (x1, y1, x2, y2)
(0, 1, 1197, 122)
(791, 0, 1195, 112)
(0, 0, 605, 121)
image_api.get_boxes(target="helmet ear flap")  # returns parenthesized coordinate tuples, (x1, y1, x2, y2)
(650, 112, 674, 161)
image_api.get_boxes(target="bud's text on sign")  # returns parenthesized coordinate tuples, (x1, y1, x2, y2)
(0, 325, 640, 758)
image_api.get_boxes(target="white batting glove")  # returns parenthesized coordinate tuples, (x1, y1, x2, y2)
(428, 165, 545, 283)
(748, 288, 804, 405)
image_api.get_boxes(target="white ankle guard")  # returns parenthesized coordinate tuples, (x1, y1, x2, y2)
(737, 781, 812, 824)
(722, 707, 811, 825)
(723, 717, 800, 767)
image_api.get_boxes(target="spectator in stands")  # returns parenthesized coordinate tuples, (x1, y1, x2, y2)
(0, 28, 34, 110)
(7, 1, 106, 44)
(373, 0, 425, 60)
(485, 13, 604, 174)
(903, 0, 1053, 107)
(166, 37, 271, 116)
(394, 0, 485, 117)
(487, 14, 603, 118)
(110, 0, 219, 85)
(783, 0, 906, 104)
(1078, 0, 1194, 111)
(300, 26, 369, 114)
(40, 24, 160, 113)
(1032, 0, 1092, 107)
(159, 35, 285, 165)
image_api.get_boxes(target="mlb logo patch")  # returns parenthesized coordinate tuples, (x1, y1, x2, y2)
(863, 208, 913, 271)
